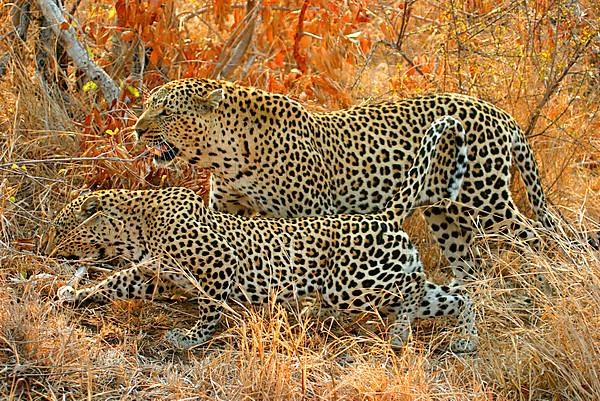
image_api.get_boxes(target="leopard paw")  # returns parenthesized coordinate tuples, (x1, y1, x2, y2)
(449, 338, 477, 353)
(165, 328, 199, 349)
(57, 285, 76, 302)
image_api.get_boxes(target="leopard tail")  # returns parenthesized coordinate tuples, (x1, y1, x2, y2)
(511, 128, 559, 231)
(381, 116, 467, 222)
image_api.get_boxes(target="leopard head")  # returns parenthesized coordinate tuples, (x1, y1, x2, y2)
(133, 79, 227, 166)
(43, 191, 131, 262)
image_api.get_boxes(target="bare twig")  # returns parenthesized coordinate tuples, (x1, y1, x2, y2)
(351, 1, 425, 91)
(179, 7, 209, 24)
(35, 0, 120, 104)
(0, 152, 149, 169)
(350, 40, 383, 92)
(524, 34, 593, 139)
(212, 0, 261, 79)
(68, 0, 83, 16)
(14, 1, 31, 40)
(395, 0, 415, 50)
(378, 0, 424, 74)
(350, 39, 425, 92)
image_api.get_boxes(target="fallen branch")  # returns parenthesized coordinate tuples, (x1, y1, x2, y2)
(35, 0, 120, 105)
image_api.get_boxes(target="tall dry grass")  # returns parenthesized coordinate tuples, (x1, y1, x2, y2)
(1, 1, 599, 400)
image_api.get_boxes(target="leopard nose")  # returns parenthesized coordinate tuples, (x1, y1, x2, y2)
(132, 122, 148, 140)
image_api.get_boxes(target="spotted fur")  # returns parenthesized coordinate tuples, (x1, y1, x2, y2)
(133, 79, 576, 280)
(46, 117, 476, 352)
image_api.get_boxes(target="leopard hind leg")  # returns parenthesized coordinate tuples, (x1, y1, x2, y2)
(416, 281, 477, 353)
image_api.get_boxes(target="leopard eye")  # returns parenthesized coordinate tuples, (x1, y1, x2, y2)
(158, 107, 173, 117)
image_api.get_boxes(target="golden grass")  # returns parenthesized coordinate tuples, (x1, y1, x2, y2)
(1, 245, 598, 400)
(1, 1, 599, 399)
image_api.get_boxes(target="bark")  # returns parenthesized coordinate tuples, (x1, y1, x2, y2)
(35, 0, 120, 105)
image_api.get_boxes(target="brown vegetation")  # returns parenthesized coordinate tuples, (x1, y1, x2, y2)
(0, 1, 598, 399)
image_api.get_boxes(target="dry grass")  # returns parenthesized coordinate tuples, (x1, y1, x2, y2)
(1, 243, 599, 400)
(1, 1, 599, 400)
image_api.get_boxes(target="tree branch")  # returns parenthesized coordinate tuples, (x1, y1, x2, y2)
(34, 0, 120, 105)
(524, 34, 593, 139)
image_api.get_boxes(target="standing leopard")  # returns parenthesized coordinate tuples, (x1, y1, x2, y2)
(46, 117, 477, 351)
(133, 79, 590, 280)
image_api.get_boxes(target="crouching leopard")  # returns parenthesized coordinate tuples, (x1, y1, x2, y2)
(45, 116, 477, 351)
(133, 79, 595, 281)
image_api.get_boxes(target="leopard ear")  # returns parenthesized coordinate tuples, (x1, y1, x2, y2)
(194, 89, 224, 113)
(78, 195, 100, 221)
(70, 187, 90, 201)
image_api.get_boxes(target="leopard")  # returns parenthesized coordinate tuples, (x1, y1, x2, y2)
(133, 78, 595, 281)
(45, 116, 477, 352)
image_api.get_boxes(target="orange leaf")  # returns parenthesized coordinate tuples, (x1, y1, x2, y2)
(59, 21, 69, 30)
(355, 7, 370, 23)
(268, 76, 286, 93)
(359, 37, 371, 54)
(293, 0, 310, 74)
(148, 0, 162, 13)
(115, 0, 127, 22)
(273, 51, 285, 68)
(121, 30, 135, 42)
(149, 48, 161, 65)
